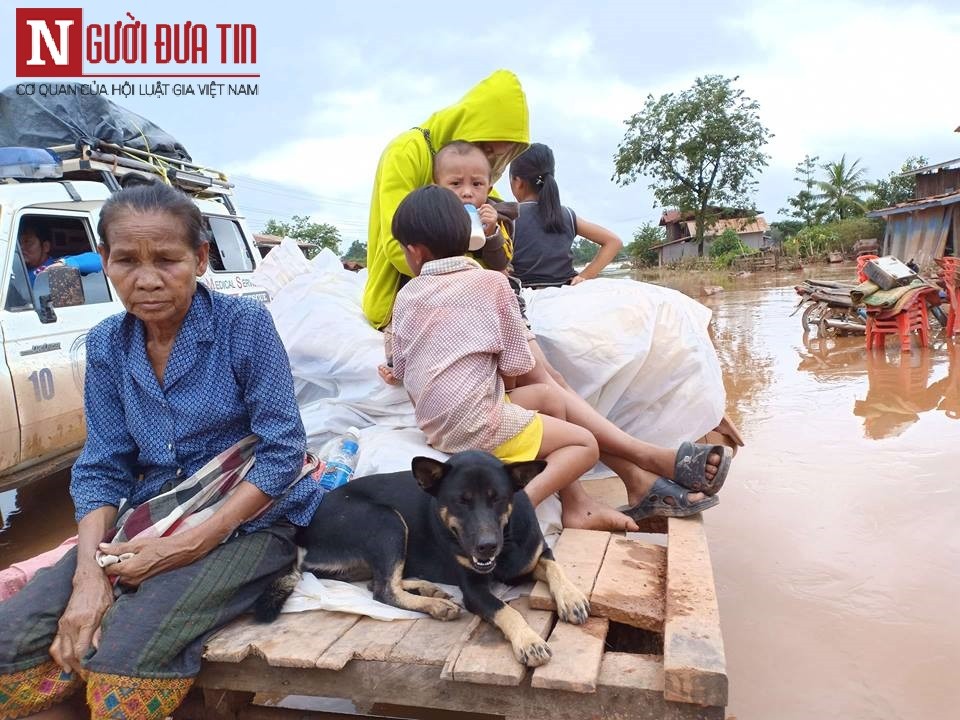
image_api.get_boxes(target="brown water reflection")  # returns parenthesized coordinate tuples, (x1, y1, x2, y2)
(1, 265, 957, 719)
(671, 267, 959, 720)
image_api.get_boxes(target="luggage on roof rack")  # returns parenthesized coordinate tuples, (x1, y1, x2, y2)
(0, 83, 190, 161)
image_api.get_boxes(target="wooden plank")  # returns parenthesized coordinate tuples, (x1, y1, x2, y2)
(663, 515, 728, 708)
(598, 652, 663, 692)
(389, 612, 478, 667)
(529, 529, 610, 611)
(203, 611, 360, 668)
(590, 537, 666, 631)
(197, 657, 672, 720)
(450, 598, 554, 686)
(439, 615, 482, 680)
(530, 616, 608, 693)
(316, 617, 417, 670)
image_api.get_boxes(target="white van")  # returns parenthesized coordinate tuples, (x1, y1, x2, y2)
(0, 144, 268, 491)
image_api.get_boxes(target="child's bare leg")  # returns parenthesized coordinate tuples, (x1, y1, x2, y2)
(518, 341, 722, 483)
(507, 384, 566, 420)
(521, 414, 638, 532)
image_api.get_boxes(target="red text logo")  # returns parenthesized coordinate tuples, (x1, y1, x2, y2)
(16, 8, 83, 77)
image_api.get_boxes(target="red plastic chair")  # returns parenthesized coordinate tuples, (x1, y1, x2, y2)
(857, 254, 879, 283)
(865, 292, 931, 353)
(936, 257, 959, 338)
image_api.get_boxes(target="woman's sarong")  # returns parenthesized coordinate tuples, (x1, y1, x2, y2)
(0, 435, 318, 719)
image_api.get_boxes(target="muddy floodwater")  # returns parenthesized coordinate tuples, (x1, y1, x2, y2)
(2, 264, 957, 719)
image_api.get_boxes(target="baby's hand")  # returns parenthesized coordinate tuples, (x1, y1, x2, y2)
(378, 364, 400, 386)
(478, 203, 498, 235)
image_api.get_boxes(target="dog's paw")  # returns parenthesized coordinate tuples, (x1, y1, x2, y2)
(514, 629, 552, 667)
(555, 585, 590, 625)
(424, 597, 462, 621)
(401, 579, 452, 599)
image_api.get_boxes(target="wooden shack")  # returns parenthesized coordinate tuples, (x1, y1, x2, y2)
(868, 157, 960, 267)
(652, 209, 770, 265)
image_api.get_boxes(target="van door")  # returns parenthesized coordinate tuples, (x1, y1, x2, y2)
(201, 214, 269, 301)
(1, 210, 122, 467)
(0, 322, 20, 475)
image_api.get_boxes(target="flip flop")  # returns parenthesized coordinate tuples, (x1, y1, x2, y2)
(673, 441, 731, 496)
(619, 477, 719, 522)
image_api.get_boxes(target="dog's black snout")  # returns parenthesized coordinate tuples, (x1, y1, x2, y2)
(475, 540, 498, 559)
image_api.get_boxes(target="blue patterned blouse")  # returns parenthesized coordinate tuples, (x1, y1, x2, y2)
(70, 285, 321, 533)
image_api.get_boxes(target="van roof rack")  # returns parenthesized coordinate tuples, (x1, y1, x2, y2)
(46, 141, 238, 213)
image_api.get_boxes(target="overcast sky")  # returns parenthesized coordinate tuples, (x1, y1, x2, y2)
(4, 0, 960, 248)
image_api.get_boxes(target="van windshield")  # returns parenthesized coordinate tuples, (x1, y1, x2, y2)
(206, 216, 255, 272)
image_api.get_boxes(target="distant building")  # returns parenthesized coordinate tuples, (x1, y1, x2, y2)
(253, 233, 314, 258)
(867, 155, 960, 266)
(650, 208, 770, 265)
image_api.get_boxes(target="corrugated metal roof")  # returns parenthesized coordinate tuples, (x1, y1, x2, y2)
(867, 189, 960, 217)
(684, 216, 769, 236)
(897, 157, 960, 177)
(649, 215, 769, 250)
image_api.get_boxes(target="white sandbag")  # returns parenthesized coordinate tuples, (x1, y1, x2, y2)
(523, 278, 725, 447)
(251, 236, 312, 296)
(266, 254, 724, 474)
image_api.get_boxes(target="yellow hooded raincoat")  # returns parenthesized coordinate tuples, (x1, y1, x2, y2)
(362, 70, 529, 329)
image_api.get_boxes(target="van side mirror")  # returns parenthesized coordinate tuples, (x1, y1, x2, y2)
(33, 265, 85, 323)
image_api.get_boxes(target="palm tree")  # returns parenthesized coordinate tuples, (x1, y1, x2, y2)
(815, 155, 872, 221)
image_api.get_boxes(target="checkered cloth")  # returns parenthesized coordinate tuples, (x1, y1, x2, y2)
(391, 256, 536, 453)
(95, 435, 320, 567)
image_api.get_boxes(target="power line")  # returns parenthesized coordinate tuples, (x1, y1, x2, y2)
(232, 174, 369, 208)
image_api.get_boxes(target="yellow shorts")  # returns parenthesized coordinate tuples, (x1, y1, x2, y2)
(491, 399, 544, 464)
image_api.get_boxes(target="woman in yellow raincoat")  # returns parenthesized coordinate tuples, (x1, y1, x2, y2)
(362, 69, 529, 330)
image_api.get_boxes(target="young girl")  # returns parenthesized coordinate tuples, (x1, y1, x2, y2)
(510, 143, 623, 287)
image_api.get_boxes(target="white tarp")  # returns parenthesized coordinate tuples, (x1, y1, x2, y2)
(255, 240, 726, 620)
(259, 241, 725, 467)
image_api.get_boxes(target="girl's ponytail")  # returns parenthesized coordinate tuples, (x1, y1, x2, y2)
(510, 143, 567, 233)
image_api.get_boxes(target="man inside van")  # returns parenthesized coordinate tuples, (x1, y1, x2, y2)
(18, 220, 102, 286)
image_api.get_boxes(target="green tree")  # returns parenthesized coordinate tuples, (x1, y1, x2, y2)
(770, 220, 803, 239)
(868, 156, 928, 210)
(815, 155, 871, 221)
(571, 238, 599, 265)
(263, 215, 341, 259)
(341, 239, 368, 263)
(613, 75, 771, 257)
(779, 154, 821, 226)
(625, 222, 664, 267)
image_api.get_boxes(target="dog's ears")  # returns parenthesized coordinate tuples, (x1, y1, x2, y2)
(504, 460, 547, 491)
(412, 456, 448, 495)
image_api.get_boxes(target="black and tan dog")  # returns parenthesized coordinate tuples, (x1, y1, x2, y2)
(255, 450, 589, 667)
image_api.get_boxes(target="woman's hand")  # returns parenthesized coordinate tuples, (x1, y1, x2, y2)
(49, 567, 114, 674)
(478, 203, 499, 235)
(99, 532, 213, 588)
(570, 274, 587, 285)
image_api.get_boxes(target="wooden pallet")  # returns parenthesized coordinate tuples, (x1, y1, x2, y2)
(185, 516, 726, 720)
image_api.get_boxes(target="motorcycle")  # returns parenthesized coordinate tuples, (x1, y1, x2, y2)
(792, 279, 867, 336)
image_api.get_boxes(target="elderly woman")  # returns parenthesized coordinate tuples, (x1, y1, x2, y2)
(0, 182, 319, 719)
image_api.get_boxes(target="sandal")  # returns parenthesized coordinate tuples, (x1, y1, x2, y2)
(673, 441, 731, 496)
(619, 477, 719, 522)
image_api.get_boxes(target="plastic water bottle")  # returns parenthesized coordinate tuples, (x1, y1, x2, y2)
(464, 205, 486, 251)
(318, 427, 361, 491)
